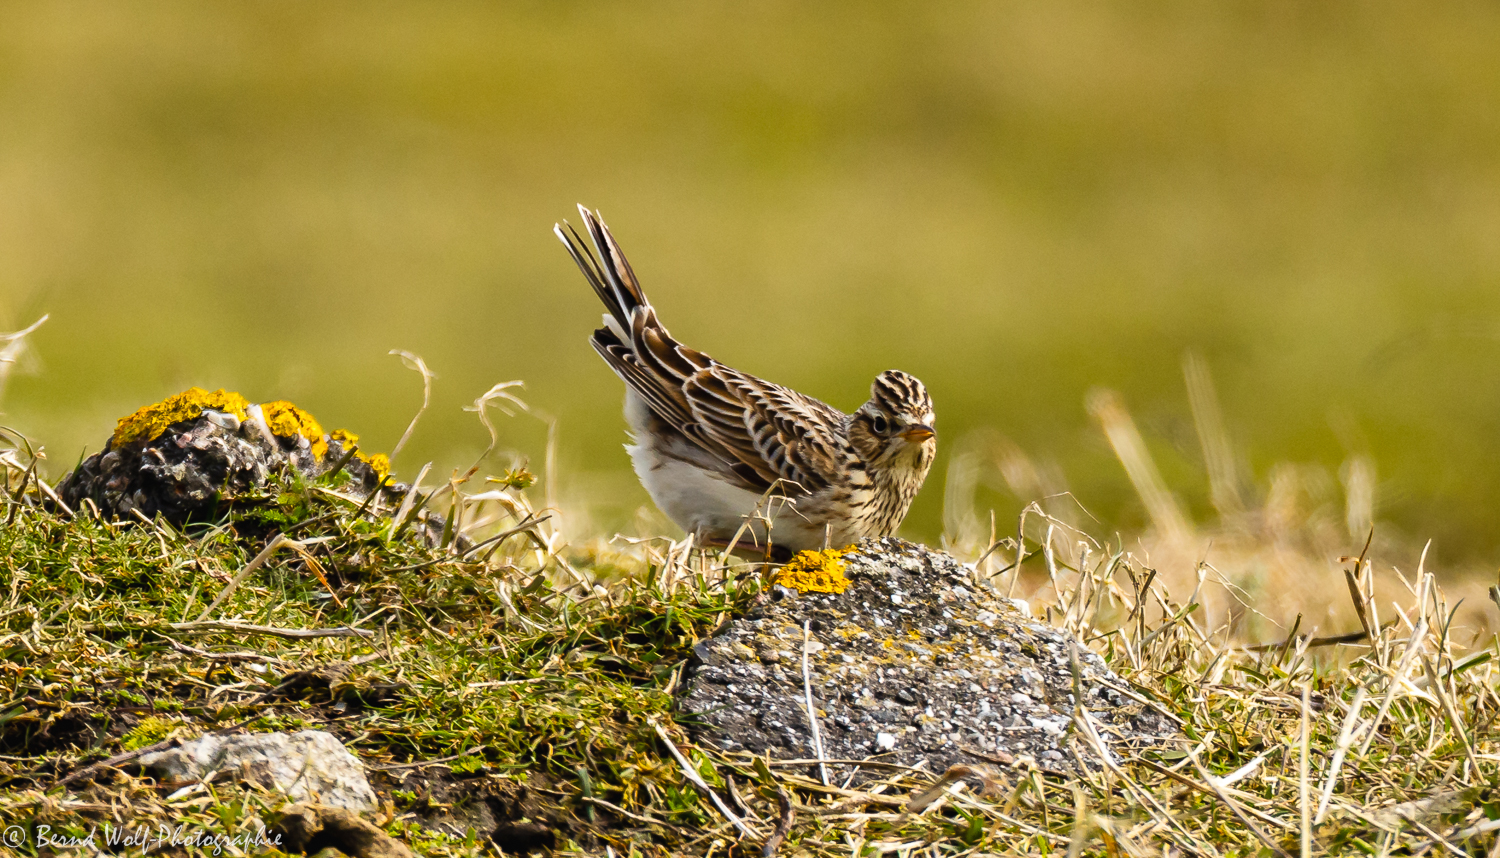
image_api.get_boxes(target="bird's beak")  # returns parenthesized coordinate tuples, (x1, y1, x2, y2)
(899, 424, 935, 442)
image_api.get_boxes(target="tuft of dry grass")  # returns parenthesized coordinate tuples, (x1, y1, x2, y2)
(942, 354, 1498, 651)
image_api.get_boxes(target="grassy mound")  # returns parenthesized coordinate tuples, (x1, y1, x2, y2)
(1, 436, 1497, 856)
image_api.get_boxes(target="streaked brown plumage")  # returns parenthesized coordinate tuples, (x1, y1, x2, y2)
(555, 206, 936, 554)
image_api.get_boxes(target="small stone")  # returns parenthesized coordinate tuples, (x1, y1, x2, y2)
(876, 732, 898, 751)
(140, 730, 376, 812)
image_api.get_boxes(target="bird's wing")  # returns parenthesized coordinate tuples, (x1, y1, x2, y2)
(559, 206, 850, 495)
(683, 368, 849, 494)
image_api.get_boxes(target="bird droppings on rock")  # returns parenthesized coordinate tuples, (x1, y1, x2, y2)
(58, 387, 391, 523)
(678, 538, 1180, 783)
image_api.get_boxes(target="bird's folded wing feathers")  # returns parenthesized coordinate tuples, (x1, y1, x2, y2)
(591, 336, 696, 429)
(594, 329, 756, 480)
(685, 369, 846, 493)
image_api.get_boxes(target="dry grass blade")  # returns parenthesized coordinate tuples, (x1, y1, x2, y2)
(281, 537, 344, 608)
(1299, 682, 1312, 858)
(1314, 685, 1367, 824)
(51, 735, 182, 789)
(196, 533, 287, 621)
(801, 620, 830, 787)
(388, 349, 435, 459)
(1342, 529, 1376, 642)
(903, 765, 1000, 815)
(1183, 350, 1244, 518)
(165, 620, 375, 639)
(1357, 618, 1427, 756)
(389, 461, 433, 540)
(464, 380, 528, 469)
(1423, 654, 1481, 775)
(0, 314, 48, 406)
(1133, 756, 1291, 833)
(761, 783, 794, 858)
(1190, 755, 1293, 858)
(1087, 388, 1190, 544)
(33, 473, 73, 517)
(651, 721, 754, 838)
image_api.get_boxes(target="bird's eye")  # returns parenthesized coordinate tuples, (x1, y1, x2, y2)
(871, 414, 889, 435)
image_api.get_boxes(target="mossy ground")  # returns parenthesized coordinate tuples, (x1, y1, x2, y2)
(2, 442, 1498, 857)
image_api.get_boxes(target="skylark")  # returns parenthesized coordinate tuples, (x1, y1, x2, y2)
(555, 206, 936, 555)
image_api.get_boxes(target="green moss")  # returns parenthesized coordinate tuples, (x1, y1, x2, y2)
(121, 715, 181, 750)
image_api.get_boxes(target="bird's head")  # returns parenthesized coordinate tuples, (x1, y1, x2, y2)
(848, 370, 936, 473)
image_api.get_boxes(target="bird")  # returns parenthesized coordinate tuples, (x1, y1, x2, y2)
(554, 206, 936, 556)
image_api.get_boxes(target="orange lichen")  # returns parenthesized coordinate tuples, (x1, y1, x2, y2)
(111, 387, 250, 449)
(774, 548, 852, 594)
(328, 428, 390, 480)
(260, 401, 328, 459)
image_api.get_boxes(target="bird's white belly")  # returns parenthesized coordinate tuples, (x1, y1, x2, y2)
(622, 391, 831, 552)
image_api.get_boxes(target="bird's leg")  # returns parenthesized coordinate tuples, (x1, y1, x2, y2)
(696, 535, 794, 564)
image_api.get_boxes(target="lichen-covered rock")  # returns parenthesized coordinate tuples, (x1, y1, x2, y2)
(139, 730, 378, 812)
(58, 388, 387, 522)
(678, 538, 1178, 781)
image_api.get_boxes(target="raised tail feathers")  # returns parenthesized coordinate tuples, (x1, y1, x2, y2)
(554, 205, 651, 337)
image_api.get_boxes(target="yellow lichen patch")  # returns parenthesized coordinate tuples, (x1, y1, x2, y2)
(363, 453, 391, 480)
(329, 428, 390, 480)
(774, 548, 852, 594)
(260, 401, 327, 459)
(111, 387, 250, 449)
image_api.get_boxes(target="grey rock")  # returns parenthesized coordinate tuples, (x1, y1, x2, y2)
(59, 413, 383, 523)
(140, 730, 377, 812)
(678, 538, 1178, 784)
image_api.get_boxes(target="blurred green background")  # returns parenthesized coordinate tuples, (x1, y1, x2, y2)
(5, 3, 1500, 562)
